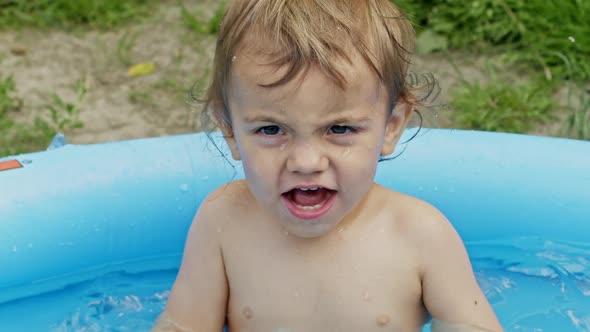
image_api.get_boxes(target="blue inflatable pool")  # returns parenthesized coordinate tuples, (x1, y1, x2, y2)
(1, 129, 589, 331)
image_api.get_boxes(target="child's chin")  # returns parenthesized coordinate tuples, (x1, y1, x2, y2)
(280, 217, 339, 239)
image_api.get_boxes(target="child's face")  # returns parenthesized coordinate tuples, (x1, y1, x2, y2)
(221, 51, 411, 238)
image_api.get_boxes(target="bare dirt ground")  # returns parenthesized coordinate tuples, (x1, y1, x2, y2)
(0, 0, 567, 147)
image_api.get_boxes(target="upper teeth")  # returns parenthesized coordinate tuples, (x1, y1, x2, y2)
(299, 187, 319, 191)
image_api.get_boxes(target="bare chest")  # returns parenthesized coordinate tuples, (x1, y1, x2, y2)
(222, 231, 425, 332)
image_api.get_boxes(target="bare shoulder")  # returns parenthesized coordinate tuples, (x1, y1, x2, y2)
(156, 180, 254, 331)
(375, 186, 503, 331)
(374, 184, 466, 273)
(375, 184, 453, 239)
(200, 179, 252, 212)
(196, 179, 254, 225)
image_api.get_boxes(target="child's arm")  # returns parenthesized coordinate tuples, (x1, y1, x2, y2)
(417, 206, 503, 332)
(151, 194, 228, 332)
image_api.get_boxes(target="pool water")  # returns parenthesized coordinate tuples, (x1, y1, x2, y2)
(0, 237, 588, 332)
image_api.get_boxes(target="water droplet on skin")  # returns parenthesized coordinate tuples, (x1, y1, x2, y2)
(242, 306, 253, 319)
(232, 55, 237, 62)
(293, 289, 300, 298)
(179, 184, 189, 192)
(376, 314, 390, 327)
(341, 148, 351, 158)
(361, 290, 371, 301)
(217, 227, 222, 233)
(280, 143, 287, 151)
(338, 228, 344, 233)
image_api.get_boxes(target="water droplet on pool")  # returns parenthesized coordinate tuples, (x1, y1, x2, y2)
(179, 184, 189, 192)
(27, 243, 33, 249)
(449, 187, 455, 193)
(418, 186, 424, 191)
(201, 175, 209, 181)
(433, 186, 439, 192)
(12, 245, 17, 253)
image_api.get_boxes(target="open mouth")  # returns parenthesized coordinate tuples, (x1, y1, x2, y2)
(281, 187, 337, 220)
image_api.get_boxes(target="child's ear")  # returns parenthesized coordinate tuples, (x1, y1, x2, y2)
(381, 102, 414, 156)
(210, 103, 241, 161)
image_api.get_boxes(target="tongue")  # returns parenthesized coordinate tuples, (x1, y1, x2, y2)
(291, 188, 329, 206)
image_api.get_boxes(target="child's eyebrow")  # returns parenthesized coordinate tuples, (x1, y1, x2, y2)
(243, 112, 371, 124)
(243, 114, 284, 123)
(325, 115, 371, 124)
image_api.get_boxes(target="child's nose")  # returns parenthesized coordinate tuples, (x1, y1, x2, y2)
(286, 141, 329, 174)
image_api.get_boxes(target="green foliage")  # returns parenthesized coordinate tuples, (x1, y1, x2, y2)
(450, 63, 555, 133)
(0, 79, 86, 157)
(395, 0, 590, 80)
(0, 73, 20, 113)
(0, 0, 154, 29)
(178, 0, 226, 35)
(563, 92, 590, 140)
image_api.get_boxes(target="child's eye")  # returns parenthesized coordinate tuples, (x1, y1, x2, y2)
(329, 125, 355, 135)
(256, 125, 282, 136)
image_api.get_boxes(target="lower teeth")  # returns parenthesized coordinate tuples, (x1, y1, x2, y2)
(293, 192, 332, 211)
(296, 203, 322, 210)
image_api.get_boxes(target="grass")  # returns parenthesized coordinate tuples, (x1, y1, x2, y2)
(0, 73, 21, 113)
(450, 78, 555, 133)
(448, 60, 556, 133)
(0, 0, 155, 30)
(562, 88, 590, 140)
(178, 0, 226, 35)
(0, 77, 86, 157)
(397, 0, 590, 81)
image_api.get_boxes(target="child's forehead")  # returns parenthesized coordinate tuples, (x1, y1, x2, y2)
(231, 42, 380, 95)
(228, 51, 386, 116)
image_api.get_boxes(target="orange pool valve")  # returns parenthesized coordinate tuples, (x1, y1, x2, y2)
(0, 159, 23, 172)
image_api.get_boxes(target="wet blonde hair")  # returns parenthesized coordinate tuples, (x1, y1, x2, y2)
(203, 0, 417, 130)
